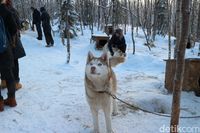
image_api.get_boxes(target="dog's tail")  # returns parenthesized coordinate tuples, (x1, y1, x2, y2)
(103, 43, 126, 67)
(109, 56, 125, 67)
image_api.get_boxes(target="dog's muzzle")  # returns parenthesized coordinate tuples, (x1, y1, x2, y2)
(91, 66, 96, 74)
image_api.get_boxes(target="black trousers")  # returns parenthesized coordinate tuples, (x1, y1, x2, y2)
(0, 68, 16, 99)
(36, 23, 42, 39)
(43, 29, 54, 45)
(42, 24, 54, 45)
(2, 59, 20, 82)
(13, 59, 19, 82)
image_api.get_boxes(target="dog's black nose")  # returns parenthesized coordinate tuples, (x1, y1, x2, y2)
(91, 66, 96, 73)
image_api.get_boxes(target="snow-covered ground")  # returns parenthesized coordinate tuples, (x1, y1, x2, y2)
(0, 27, 200, 133)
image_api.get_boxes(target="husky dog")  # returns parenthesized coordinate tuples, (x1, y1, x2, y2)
(103, 43, 126, 67)
(85, 51, 118, 133)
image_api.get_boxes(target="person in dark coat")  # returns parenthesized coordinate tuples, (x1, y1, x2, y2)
(1, 0, 26, 90)
(108, 28, 127, 56)
(0, 0, 17, 112)
(31, 6, 42, 40)
(40, 7, 54, 47)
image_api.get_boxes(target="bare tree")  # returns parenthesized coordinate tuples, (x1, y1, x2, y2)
(122, 0, 128, 34)
(189, 0, 198, 45)
(196, 3, 200, 42)
(136, 0, 140, 35)
(97, 0, 101, 30)
(128, 0, 135, 54)
(152, 0, 158, 41)
(174, 0, 182, 59)
(61, 0, 72, 63)
(66, 9, 70, 64)
(168, 0, 172, 59)
(75, 0, 84, 35)
(170, 0, 190, 132)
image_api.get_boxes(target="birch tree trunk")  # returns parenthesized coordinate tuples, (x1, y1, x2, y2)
(19, 0, 26, 19)
(97, 0, 101, 31)
(152, 0, 158, 41)
(196, 3, 200, 42)
(123, 0, 128, 35)
(170, 0, 190, 132)
(168, 0, 172, 59)
(190, 0, 198, 43)
(128, 0, 135, 54)
(64, 7, 70, 64)
(112, 0, 115, 28)
(136, 0, 140, 36)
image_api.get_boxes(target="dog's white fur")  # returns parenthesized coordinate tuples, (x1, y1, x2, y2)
(85, 51, 117, 133)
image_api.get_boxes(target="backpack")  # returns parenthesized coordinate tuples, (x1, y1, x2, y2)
(0, 16, 8, 53)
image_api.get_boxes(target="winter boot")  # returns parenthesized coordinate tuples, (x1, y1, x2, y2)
(37, 37, 42, 40)
(45, 45, 51, 47)
(4, 97, 17, 107)
(0, 99, 4, 112)
(16, 82, 22, 90)
(0, 80, 7, 89)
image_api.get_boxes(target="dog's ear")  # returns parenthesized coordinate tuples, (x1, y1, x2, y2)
(101, 52, 108, 62)
(87, 51, 94, 63)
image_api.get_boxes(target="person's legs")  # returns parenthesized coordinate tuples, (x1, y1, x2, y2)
(0, 72, 3, 106)
(0, 88, 3, 100)
(48, 31, 54, 46)
(0, 75, 5, 111)
(49, 33, 54, 46)
(13, 59, 22, 90)
(1, 60, 22, 90)
(46, 32, 54, 46)
(0, 90, 3, 111)
(0, 72, 6, 89)
(36, 23, 42, 40)
(2, 69, 17, 107)
(43, 29, 51, 46)
(13, 59, 19, 82)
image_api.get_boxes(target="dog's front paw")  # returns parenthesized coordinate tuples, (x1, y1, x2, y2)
(107, 129, 115, 133)
(93, 129, 100, 133)
(112, 111, 118, 116)
(112, 107, 118, 116)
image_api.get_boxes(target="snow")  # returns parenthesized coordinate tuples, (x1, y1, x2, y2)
(0, 27, 200, 133)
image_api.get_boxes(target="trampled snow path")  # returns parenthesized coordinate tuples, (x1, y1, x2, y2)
(0, 29, 200, 133)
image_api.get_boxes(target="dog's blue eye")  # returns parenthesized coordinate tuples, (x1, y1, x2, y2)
(98, 63, 102, 66)
(90, 63, 93, 65)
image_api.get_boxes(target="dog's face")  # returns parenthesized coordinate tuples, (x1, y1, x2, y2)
(85, 52, 110, 79)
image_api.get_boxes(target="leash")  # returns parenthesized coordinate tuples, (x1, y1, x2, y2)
(104, 91, 200, 119)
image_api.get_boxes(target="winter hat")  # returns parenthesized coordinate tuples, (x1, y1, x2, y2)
(5, 0, 12, 6)
(30, 7, 34, 10)
(40, 7, 46, 12)
(115, 28, 123, 34)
